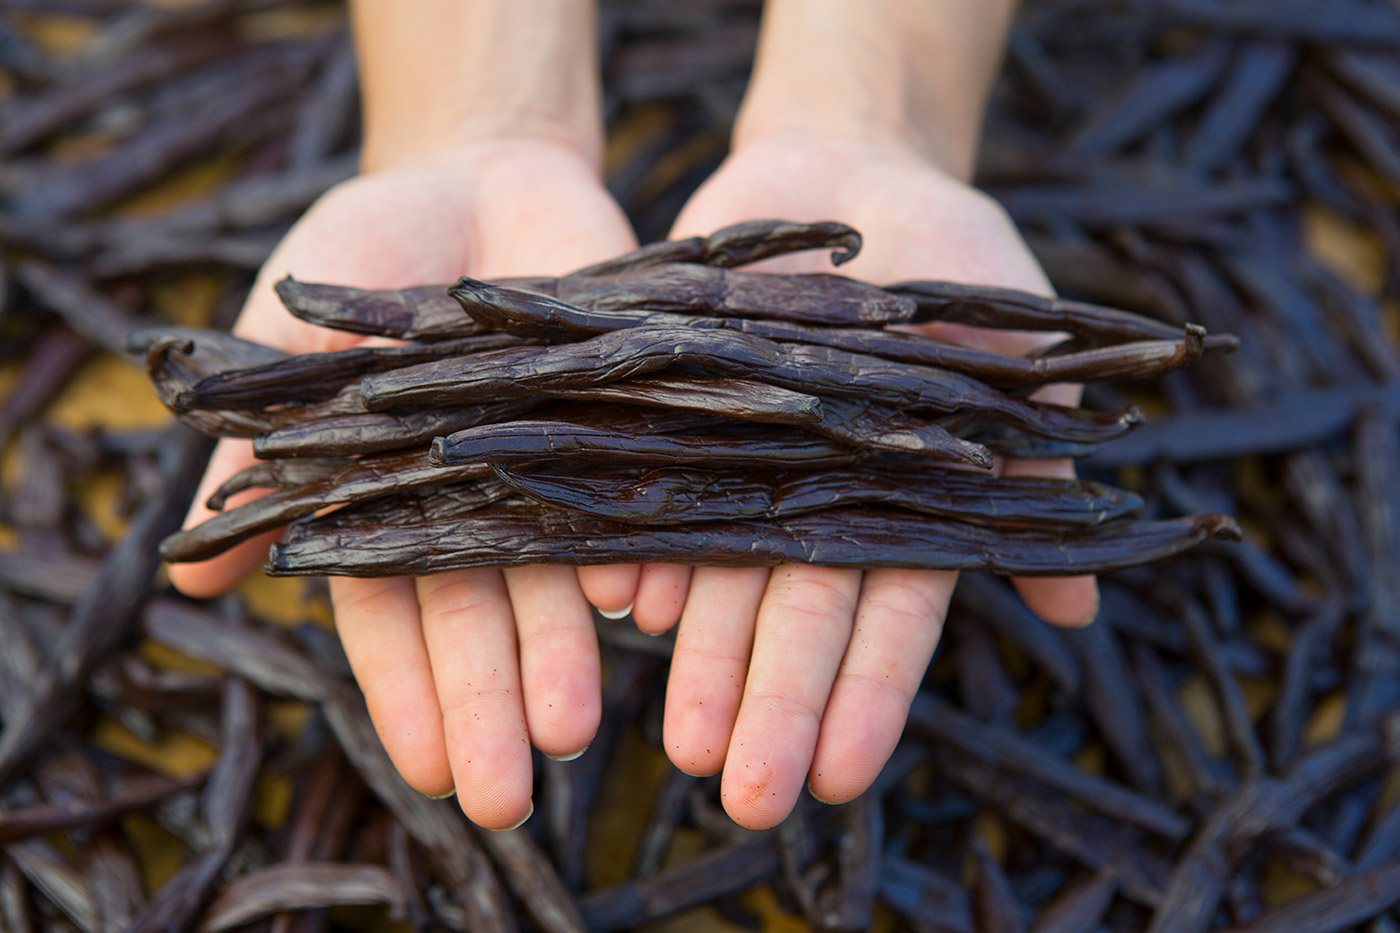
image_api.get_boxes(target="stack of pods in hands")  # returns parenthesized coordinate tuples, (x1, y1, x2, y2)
(141, 220, 1242, 577)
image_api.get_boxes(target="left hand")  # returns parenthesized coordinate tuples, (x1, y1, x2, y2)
(579, 130, 1099, 828)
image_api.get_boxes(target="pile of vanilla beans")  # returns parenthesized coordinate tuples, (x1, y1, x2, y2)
(5, 0, 1400, 931)
(145, 218, 1239, 578)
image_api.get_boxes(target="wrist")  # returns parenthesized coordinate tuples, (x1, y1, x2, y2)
(733, 0, 1014, 181)
(352, 0, 603, 174)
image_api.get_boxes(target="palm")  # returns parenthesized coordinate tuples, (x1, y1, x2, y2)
(613, 133, 1099, 827)
(171, 140, 637, 829)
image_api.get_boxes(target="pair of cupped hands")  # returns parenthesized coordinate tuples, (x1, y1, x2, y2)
(170, 129, 1099, 831)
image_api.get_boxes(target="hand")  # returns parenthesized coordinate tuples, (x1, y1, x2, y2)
(579, 131, 1100, 828)
(171, 139, 637, 829)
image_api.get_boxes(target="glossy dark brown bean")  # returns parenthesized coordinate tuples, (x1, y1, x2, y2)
(159, 455, 490, 563)
(434, 419, 861, 469)
(551, 263, 918, 327)
(444, 273, 1228, 386)
(491, 462, 1143, 528)
(569, 218, 861, 276)
(542, 374, 823, 425)
(268, 504, 1239, 577)
(251, 399, 542, 458)
(176, 333, 539, 410)
(811, 395, 993, 465)
(274, 278, 482, 340)
(365, 322, 1141, 443)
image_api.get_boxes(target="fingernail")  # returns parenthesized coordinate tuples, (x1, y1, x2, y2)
(426, 788, 457, 800)
(807, 783, 837, 805)
(493, 801, 533, 832)
(598, 603, 633, 620)
(545, 745, 588, 762)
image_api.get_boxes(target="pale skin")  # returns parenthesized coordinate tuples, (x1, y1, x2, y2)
(170, 0, 1098, 831)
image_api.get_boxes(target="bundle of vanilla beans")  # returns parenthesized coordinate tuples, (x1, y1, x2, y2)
(141, 219, 1240, 578)
(7, 0, 1400, 930)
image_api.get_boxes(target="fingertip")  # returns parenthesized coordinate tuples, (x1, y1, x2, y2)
(577, 564, 640, 614)
(807, 697, 903, 806)
(385, 738, 454, 800)
(368, 692, 453, 797)
(806, 769, 873, 807)
(532, 714, 599, 762)
(492, 800, 534, 833)
(661, 729, 724, 778)
(525, 657, 601, 760)
(633, 611, 678, 637)
(1014, 574, 1100, 627)
(718, 771, 794, 831)
(464, 791, 534, 833)
(632, 564, 692, 634)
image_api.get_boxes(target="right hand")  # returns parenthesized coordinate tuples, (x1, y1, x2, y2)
(170, 138, 638, 830)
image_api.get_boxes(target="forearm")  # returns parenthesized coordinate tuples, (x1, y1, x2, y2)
(351, 0, 603, 173)
(735, 0, 1016, 179)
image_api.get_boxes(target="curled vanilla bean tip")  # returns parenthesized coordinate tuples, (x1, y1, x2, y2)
(1203, 514, 1244, 542)
(1204, 332, 1240, 352)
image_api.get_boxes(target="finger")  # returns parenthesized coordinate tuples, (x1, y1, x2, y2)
(330, 576, 453, 798)
(417, 569, 534, 830)
(502, 565, 601, 759)
(1004, 453, 1101, 626)
(662, 567, 769, 777)
(809, 569, 954, 804)
(721, 566, 860, 829)
(166, 438, 280, 598)
(632, 563, 692, 634)
(1005, 377, 1099, 626)
(576, 564, 640, 616)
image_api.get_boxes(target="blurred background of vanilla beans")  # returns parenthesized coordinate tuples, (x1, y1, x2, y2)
(2, 0, 1400, 930)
